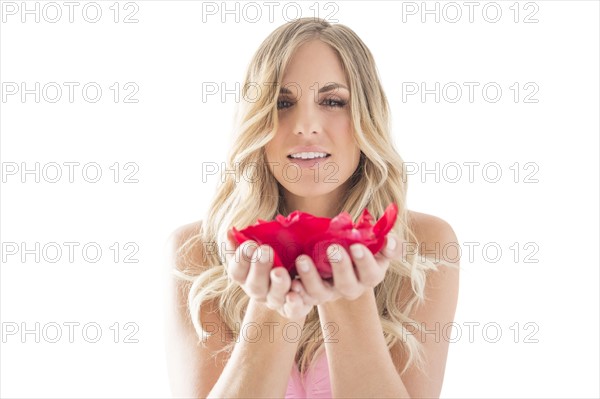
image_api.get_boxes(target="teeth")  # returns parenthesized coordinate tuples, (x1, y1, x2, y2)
(289, 152, 329, 159)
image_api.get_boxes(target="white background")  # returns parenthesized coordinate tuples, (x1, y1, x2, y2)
(1, 1, 598, 398)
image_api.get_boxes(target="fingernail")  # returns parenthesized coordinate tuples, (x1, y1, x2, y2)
(327, 244, 342, 262)
(386, 237, 397, 251)
(272, 268, 282, 281)
(297, 256, 310, 272)
(350, 244, 364, 259)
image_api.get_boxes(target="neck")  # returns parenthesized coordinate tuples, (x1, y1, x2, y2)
(281, 187, 346, 218)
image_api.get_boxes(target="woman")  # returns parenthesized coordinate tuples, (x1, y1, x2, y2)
(166, 17, 460, 398)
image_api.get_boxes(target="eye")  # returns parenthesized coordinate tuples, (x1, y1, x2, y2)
(277, 98, 294, 110)
(322, 98, 347, 108)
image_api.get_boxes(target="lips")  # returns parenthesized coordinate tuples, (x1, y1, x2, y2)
(287, 154, 331, 159)
(227, 203, 398, 279)
(286, 145, 331, 158)
(286, 154, 331, 169)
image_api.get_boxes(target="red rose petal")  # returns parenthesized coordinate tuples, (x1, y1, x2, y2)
(228, 203, 398, 279)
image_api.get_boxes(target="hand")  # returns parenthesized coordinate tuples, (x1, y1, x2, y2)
(226, 240, 314, 320)
(290, 233, 403, 305)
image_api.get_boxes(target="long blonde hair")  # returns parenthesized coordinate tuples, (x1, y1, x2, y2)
(174, 17, 447, 377)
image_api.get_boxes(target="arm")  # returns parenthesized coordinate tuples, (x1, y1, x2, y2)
(165, 222, 307, 398)
(316, 213, 460, 398)
(208, 299, 306, 398)
(317, 288, 411, 398)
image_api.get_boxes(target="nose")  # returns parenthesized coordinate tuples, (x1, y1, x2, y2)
(292, 99, 321, 135)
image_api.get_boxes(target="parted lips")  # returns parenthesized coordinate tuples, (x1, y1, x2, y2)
(227, 203, 398, 279)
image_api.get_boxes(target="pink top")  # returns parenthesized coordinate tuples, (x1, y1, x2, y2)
(285, 351, 331, 398)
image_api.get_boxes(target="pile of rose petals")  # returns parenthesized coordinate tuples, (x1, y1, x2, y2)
(227, 203, 398, 279)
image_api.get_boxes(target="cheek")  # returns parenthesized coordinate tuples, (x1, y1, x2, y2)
(264, 137, 286, 177)
(326, 115, 355, 152)
(326, 111, 351, 130)
(324, 112, 353, 144)
(264, 142, 273, 161)
(264, 137, 281, 160)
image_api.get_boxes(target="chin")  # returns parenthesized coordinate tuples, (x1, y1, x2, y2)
(280, 180, 341, 198)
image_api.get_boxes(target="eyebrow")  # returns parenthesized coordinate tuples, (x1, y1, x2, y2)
(279, 82, 349, 95)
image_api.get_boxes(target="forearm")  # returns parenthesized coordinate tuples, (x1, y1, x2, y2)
(207, 298, 306, 398)
(317, 288, 411, 398)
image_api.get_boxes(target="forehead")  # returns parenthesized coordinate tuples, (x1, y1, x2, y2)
(281, 40, 348, 87)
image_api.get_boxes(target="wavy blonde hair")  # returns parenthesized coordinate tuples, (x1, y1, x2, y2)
(174, 17, 451, 378)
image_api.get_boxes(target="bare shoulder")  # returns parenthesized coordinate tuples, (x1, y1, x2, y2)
(404, 209, 460, 293)
(169, 219, 203, 243)
(407, 210, 458, 249)
(166, 220, 205, 275)
(164, 219, 216, 329)
(406, 210, 459, 265)
(165, 220, 231, 398)
(394, 211, 460, 397)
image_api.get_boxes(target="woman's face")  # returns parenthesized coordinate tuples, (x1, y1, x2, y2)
(265, 39, 361, 215)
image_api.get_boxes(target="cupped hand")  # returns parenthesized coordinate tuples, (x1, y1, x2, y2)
(226, 240, 314, 320)
(289, 233, 403, 305)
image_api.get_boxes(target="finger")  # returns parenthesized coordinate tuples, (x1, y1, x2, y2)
(349, 243, 384, 287)
(227, 240, 259, 283)
(265, 267, 291, 310)
(239, 240, 262, 264)
(375, 234, 403, 267)
(296, 255, 335, 301)
(328, 244, 361, 299)
(290, 279, 318, 306)
(283, 291, 304, 318)
(245, 245, 273, 301)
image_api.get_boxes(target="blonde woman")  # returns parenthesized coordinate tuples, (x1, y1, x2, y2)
(166, 17, 460, 399)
